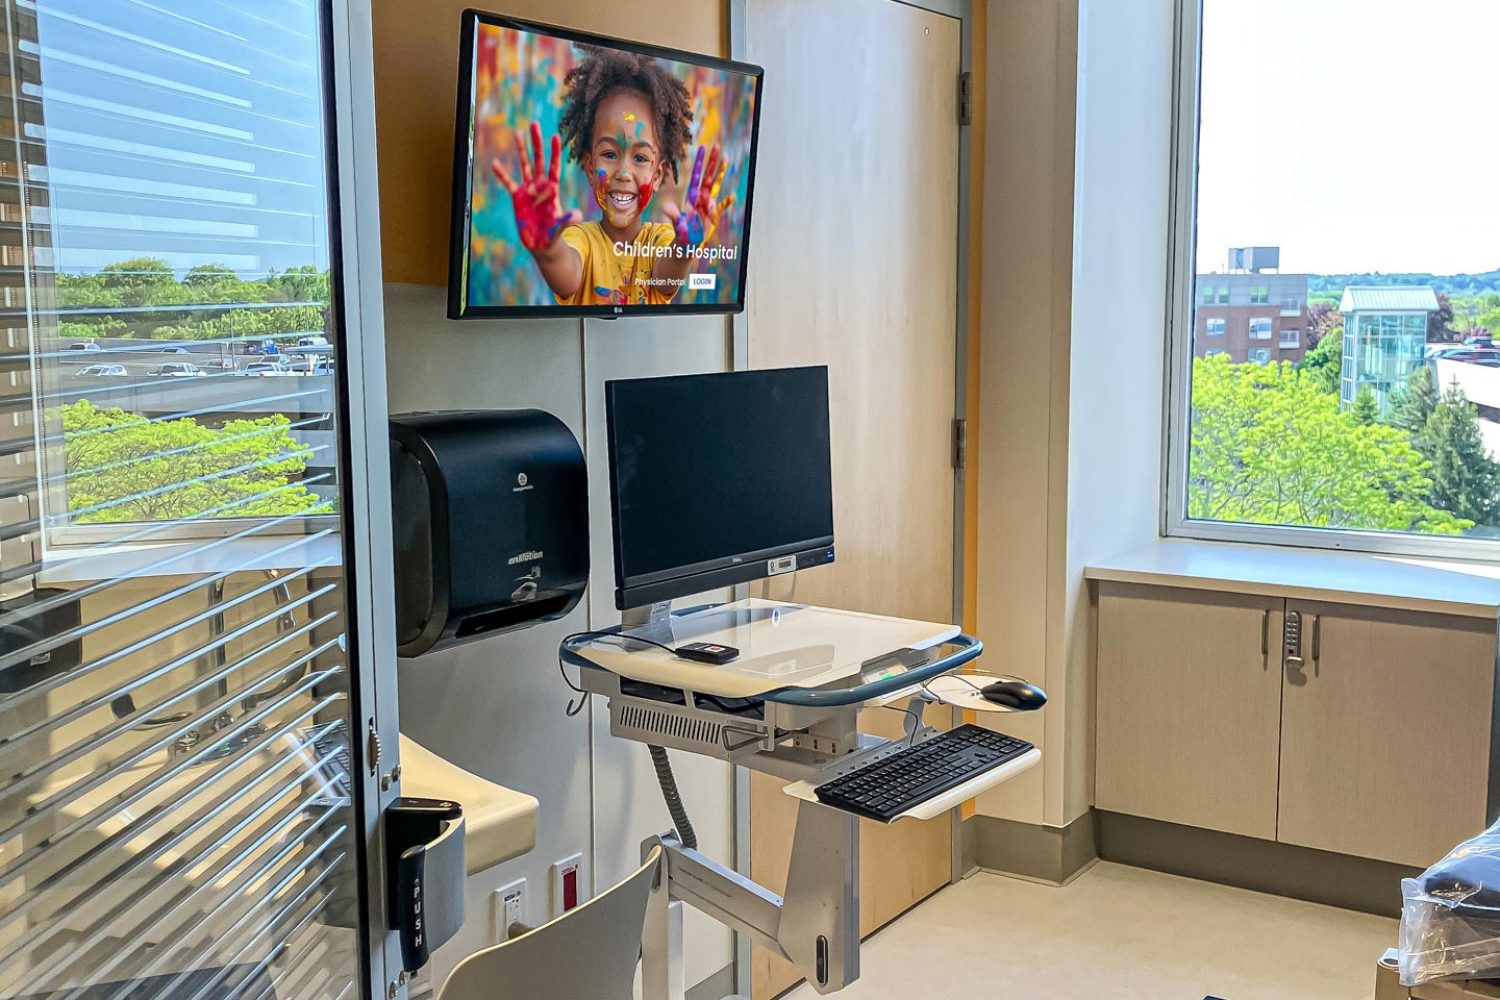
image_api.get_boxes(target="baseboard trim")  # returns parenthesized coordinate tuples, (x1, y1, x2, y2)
(963, 811, 1098, 884)
(1097, 811, 1421, 917)
(687, 962, 737, 1000)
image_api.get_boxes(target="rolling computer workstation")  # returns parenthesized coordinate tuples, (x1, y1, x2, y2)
(559, 365, 1047, 997)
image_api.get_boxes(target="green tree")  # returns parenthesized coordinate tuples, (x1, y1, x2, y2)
(1188, 355, 1467, 534)
(266, 265, 331, 304)
(62, 401, 326, 524)
(1390, 364, 1438, 435)
(95, 257, 189, 308)
(1419, 382, 1500, 526)
(1352, 385, 1379, 425)
(1296, 326, 1344, 395)
(53, 258, 331, 341)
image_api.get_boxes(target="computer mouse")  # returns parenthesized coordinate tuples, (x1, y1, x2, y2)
(980, 679, 1047, 711)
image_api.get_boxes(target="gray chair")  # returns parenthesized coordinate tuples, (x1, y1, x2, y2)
(438, 846, 663, 1000)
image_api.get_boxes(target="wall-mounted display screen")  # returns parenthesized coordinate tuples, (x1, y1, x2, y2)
(448, 12, 764, 319)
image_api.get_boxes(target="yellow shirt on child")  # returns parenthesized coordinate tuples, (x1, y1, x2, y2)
(554, 221, 680, 306)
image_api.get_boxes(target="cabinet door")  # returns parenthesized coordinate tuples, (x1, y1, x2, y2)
(1095, 583, 1285, 839)
(1278, 601, 1496, 867)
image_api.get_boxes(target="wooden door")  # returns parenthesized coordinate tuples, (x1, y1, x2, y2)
(1277, 600, 1496, 867)
(1094, 584, 1285, 840)
(742, 1, 963, 996)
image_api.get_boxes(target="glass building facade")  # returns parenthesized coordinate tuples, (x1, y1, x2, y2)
(1340, 312, 1427, 411)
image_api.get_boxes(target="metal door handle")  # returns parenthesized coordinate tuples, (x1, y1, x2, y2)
(1310, 614, 1321, 675)
(1260, 609, 1269, 666)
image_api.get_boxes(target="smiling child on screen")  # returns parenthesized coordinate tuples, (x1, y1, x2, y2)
(493, 46, 734, 307)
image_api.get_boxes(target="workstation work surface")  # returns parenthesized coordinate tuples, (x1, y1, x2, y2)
(566, 599, 962, 699)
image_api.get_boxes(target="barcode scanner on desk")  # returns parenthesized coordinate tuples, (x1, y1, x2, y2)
(980, 679, 1047, 711)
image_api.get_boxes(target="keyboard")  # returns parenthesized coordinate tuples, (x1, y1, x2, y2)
(813, 724, 1033, 822)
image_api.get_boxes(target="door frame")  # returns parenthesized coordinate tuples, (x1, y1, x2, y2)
(327, 0, 405, 996)
(727, 0, 977, 992)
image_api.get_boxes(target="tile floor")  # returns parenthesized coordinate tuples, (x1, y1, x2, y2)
(783, 862, 1396, 1000)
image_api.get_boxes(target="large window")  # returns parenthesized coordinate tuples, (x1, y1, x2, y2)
(21, 0, 340, 545)
(1167, 0, 1500, 554)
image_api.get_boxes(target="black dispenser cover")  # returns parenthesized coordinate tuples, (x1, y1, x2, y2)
(390, 410, 587, 656)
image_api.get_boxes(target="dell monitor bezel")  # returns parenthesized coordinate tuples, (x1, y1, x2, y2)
(446, 10, 766, 320)
(604, 367, 836, 611)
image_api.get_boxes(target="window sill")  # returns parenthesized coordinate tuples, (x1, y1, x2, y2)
(37, 533, 340, 585)
(1084, 538, 1500, 619)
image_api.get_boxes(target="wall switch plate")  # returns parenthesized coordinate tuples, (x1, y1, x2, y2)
(491, 878, 526, 943)
(550, 854, 583, 917)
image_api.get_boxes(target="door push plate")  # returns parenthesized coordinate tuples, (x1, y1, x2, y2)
(1283, 610, 1303, 668)
(386, 797, 466, 974)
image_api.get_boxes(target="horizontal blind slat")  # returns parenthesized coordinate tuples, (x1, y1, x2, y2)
(3, 610, 341, 797)
(0, 722, 346, 952)
(0, 568, 331, 724)
(0, 676, 342, 886)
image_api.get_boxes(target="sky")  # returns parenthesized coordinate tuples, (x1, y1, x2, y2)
(1195, 0, 1500, 276)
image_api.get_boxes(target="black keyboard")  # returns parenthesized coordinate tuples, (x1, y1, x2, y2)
(813, 724, 1034, 822)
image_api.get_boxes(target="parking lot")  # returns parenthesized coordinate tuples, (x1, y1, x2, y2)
(52, 335, 334, 378)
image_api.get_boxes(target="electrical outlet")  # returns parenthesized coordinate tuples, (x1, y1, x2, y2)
(550, 854, 583, 917)
(491, 878, 526, 943)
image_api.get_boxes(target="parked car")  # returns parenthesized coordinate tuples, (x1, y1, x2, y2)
(157, 345, 189, 354)
(148, 362, 204, 376)
(1465, 334, 1495, 348)
(73, 363, 127, 378)
(67, 341, 101, 352)
(234, 361, 292, 376)
(296, 335, 329, 348)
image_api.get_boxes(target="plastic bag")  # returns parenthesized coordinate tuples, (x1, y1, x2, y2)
(1400, 820, 1500, 985)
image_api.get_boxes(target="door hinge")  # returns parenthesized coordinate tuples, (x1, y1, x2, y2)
(957, 71, 973, 126)
(952, 418, 968, 470)
(367, 718, 382, 777)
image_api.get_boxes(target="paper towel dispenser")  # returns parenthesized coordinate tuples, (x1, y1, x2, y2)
(390, 410, 587, 657)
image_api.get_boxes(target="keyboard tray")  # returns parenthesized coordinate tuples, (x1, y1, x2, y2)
(782, 731, 1041, 823)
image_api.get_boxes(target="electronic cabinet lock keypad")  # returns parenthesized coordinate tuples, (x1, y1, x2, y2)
(1283, 610, 1304, 669)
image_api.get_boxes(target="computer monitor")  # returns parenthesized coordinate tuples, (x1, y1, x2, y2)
(605, 366, 835, 610)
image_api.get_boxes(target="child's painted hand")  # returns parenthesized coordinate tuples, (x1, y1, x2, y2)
(663, 144, 735, 248)
(492, 121, 581, 251)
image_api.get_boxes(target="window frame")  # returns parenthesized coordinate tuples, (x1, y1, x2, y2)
(1160, 0, 1500, 561)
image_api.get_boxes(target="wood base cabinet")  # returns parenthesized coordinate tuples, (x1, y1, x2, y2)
(1096, 585, 1284, 840)
(1277, 600, 1495, 866)
(1096, 582, 1500, 869)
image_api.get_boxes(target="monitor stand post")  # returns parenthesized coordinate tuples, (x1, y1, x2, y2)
(622, 599, 673, 630)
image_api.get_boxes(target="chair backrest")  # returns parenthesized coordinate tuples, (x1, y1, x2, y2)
(437, 846, 662, 1000)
